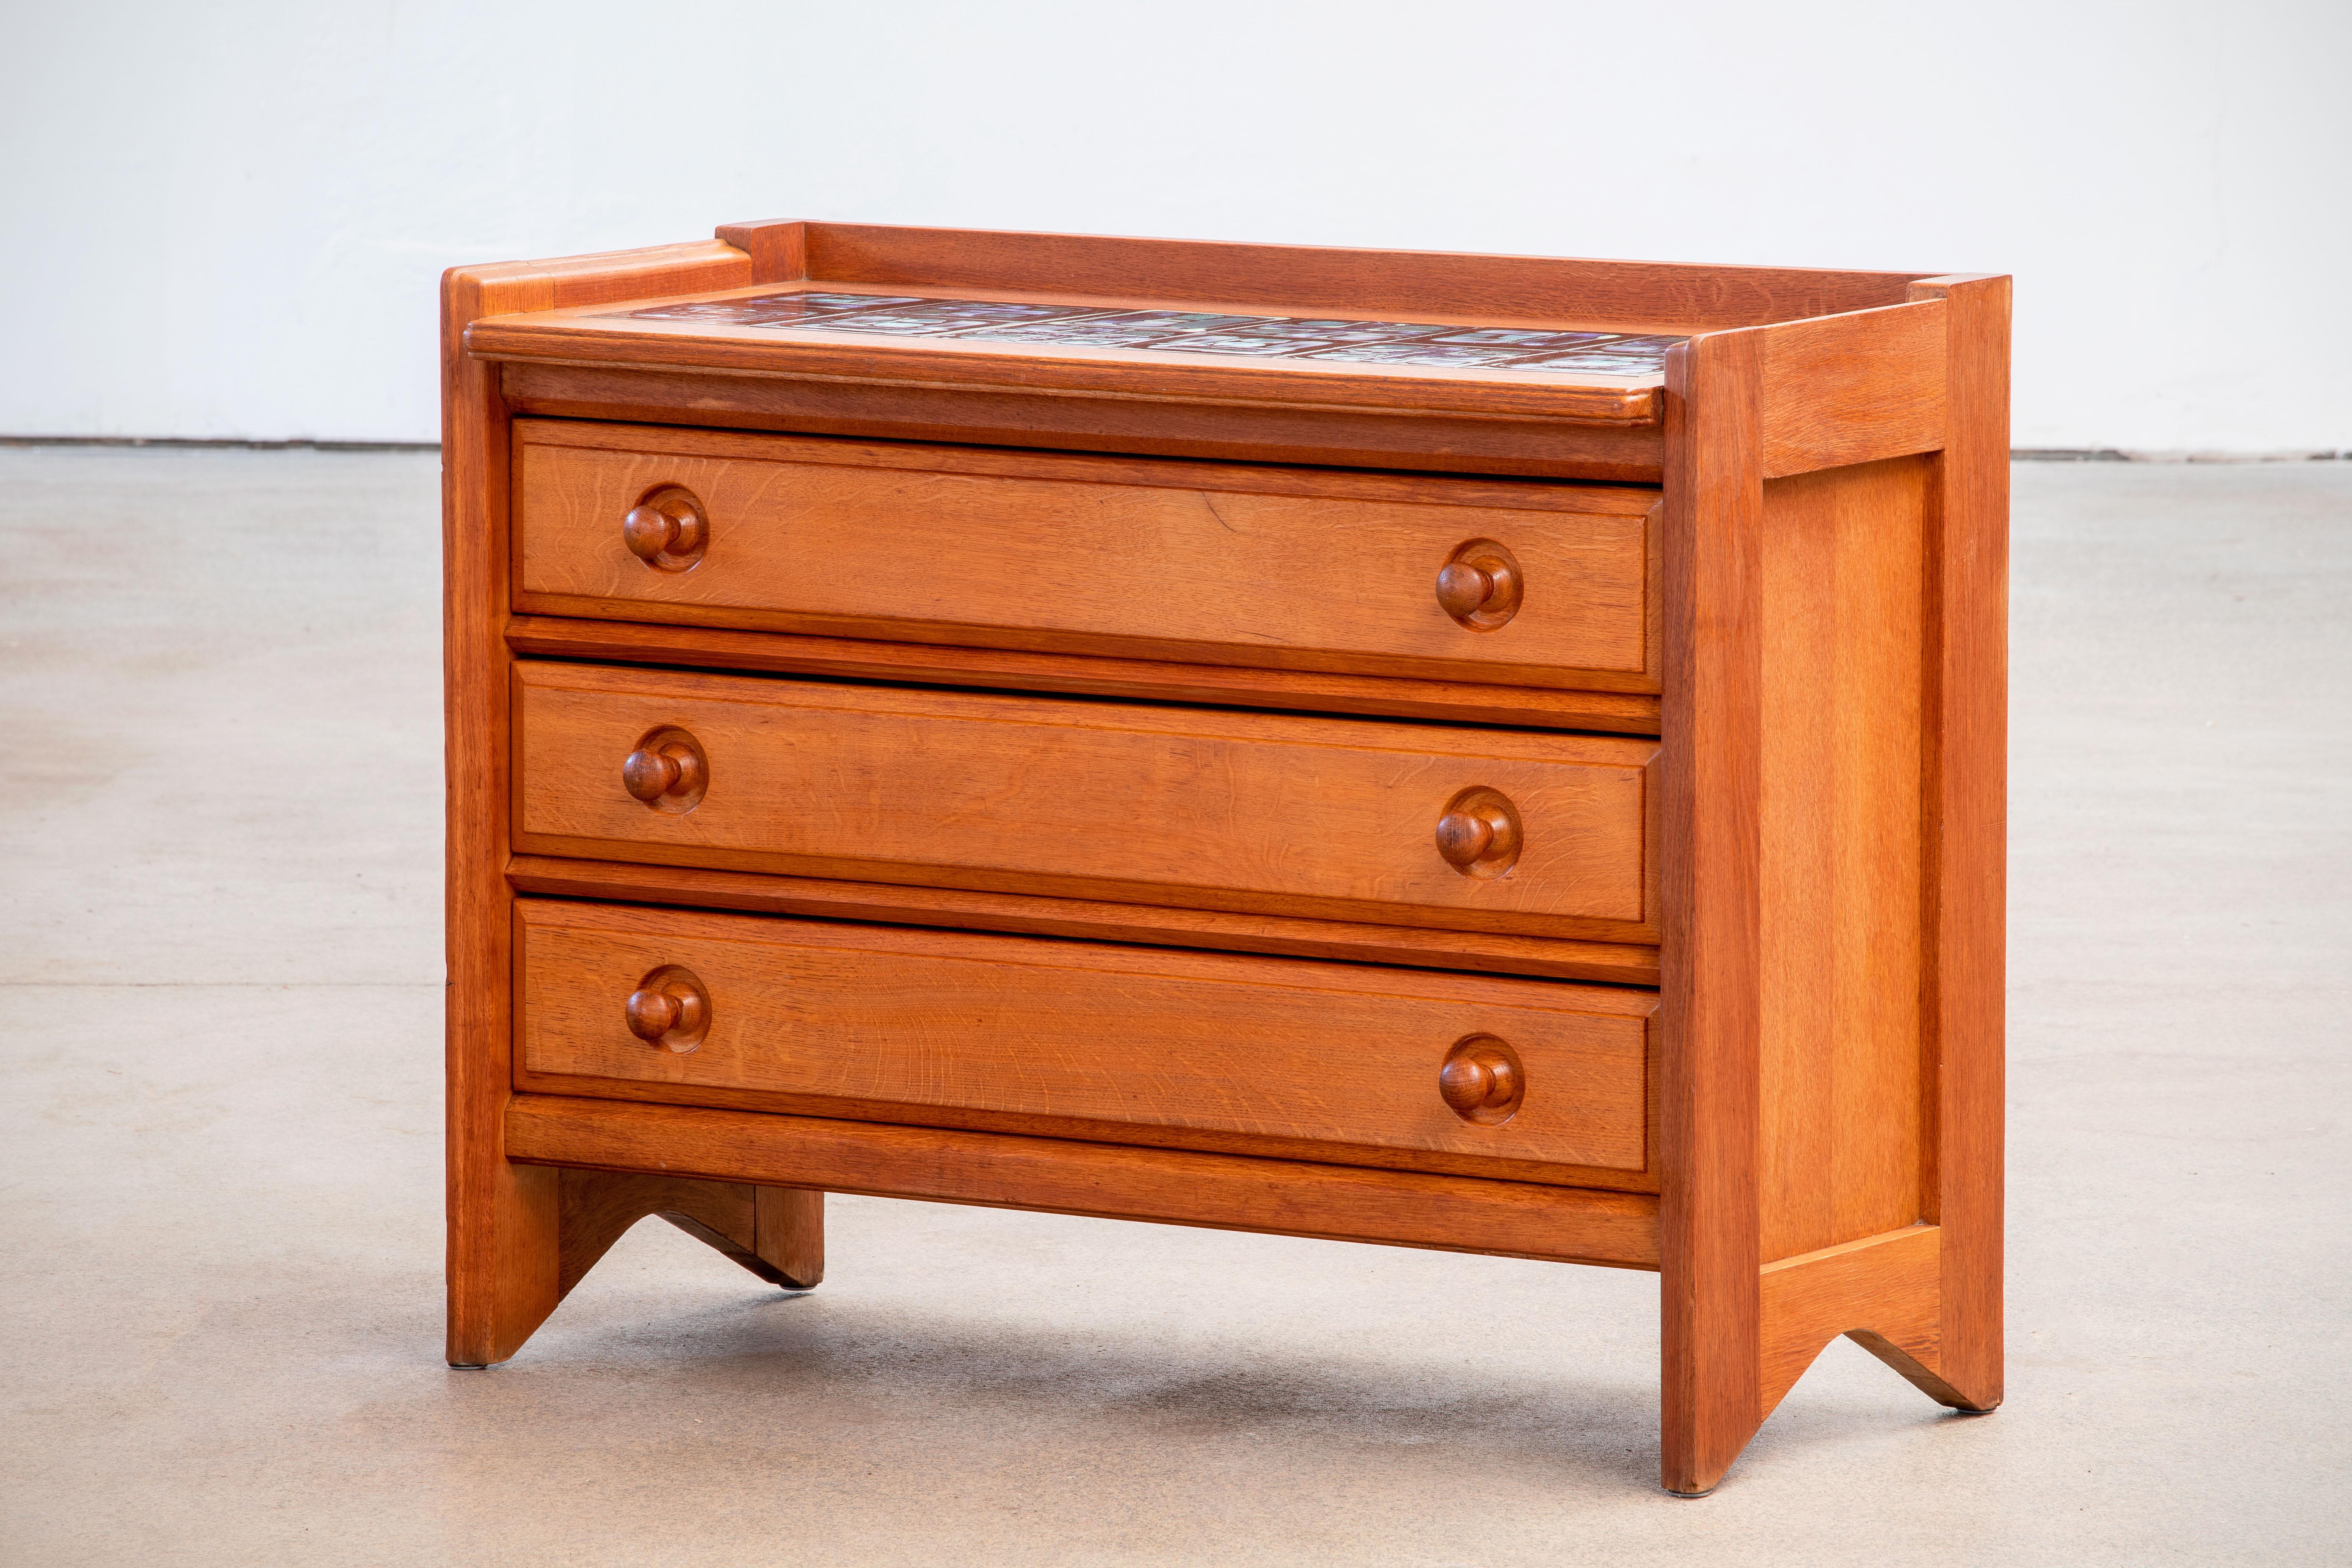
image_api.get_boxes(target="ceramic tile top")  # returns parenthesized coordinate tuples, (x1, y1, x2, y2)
(615, 292, 1684, 375)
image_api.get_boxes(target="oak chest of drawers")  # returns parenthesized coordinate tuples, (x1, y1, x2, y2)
(443, 222, 2008, 1494)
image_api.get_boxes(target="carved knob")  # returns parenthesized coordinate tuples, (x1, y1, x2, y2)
(625, 966, 709, 1052)
(1435, 787, 1521, 878)
(1435, 810, 1496, 867)
(1440, 1035, 1525, 1124)
(622, 486, 707, 570)
(1436, 561, 1499, 619)
(1439, 1053, 1516, 1115)
(620, 729, 707, 813)
(1435, 539, 1523, 629)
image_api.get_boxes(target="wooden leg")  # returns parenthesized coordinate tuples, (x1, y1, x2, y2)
(752, 1185, 827, 1289)
(1665, 1222, 1994, 1495)
(449, 1170, 823, 1367)
(446, 1159, 562, 1369)
(1660, 1251, 1762, 1498)
(1662, 1223, 1998, 1492)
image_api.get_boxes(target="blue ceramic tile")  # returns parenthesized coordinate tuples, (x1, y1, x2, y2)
(1424, 328, 1623, 351)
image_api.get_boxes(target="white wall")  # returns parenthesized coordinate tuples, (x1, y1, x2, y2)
(5, 0, 2345, 452)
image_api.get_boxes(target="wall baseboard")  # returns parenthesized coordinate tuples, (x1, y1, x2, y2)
(2015, 447, 2350, 462)
(0, 436, 438, 452)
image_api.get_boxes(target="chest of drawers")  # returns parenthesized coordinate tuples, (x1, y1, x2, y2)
(443, 222, 2007, 1494)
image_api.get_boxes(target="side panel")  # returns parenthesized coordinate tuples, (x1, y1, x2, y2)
(1659, 276, 2007, 1493)
(1757, 455, 1931, 1261)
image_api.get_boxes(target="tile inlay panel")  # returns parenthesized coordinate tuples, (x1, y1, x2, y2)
(613, 292, 1688, 375)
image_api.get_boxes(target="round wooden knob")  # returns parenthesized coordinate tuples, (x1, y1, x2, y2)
(622, 747, 684, 801)
(1435, 811, 1495, 867)
(1440, 1035, 1524, 1125)
(1439, 1053, 1516, 1115)
(625, 966, 709, 1053)
(621, 486, 706, 571)
(620, 729, 707, 813)
(625, 986, 680, 1040)
(1436, 539, 1522, 629)
(1434, 787, 1521, 879)
(1435, 561, 1497, 619)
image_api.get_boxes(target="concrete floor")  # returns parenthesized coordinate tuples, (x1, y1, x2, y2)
(2, 449, 2346, 1565)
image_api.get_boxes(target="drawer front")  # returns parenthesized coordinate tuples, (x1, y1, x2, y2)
(514, 421, 1657, 692)
(516, 899, 1655, 1182)
(514, 661, 1658, 942)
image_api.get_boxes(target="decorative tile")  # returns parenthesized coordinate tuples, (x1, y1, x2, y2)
(1146, 332, 1338, 357)
(947, 311, 1259, 347)
(946, 323, 1188, 348)
(1582, 334, 1684, 355)
(1173, 317, 1459, 347)
(1298, 341, 1595, 371)
(1503, 349, 1674, 375)
(1424, 328, 1623, 351)
(963, 310, 1268, 343)
(623, 292, 922, 326)
(606, 291, 1684, 377)
(784, 300, 1112, 336)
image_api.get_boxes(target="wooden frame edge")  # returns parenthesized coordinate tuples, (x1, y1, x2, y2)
(1906, 271, 2010, 1412)
(1658, 326, 1767, 1494)
(505, 1094, 1663, 1270)
(503, 616, 1663, 735)
(443, 241, 759, 1366)
(505, 854, 1663, 988)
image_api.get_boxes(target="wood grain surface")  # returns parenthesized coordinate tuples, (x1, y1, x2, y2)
(1756, 454, 1931, 1262)
(787, 223, 1929, 332)
(442, 239, 757, 1368)
(513, 419, 1658, 691)
(506, 1093, 1664, 1270)
(1908, 272, 2012, 1415)
(1658, 324, 1768, 1495)
(503, 616, 1664, 735)
(497, 360, 1671, 484)
(515, 899, 1655, 1180)
(512, 661, 1659, 941)
(1758, 1223, 1943, 1416)
(1758, 301, 1948, 477)
(504, 856, 1663, 987)
(447, 227, 2007, 1481)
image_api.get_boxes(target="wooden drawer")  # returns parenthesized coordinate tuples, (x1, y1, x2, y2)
(513, 420, 1659, 693)
(515, 899, 1657, 1187)
(513, 661, 1659, 942)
